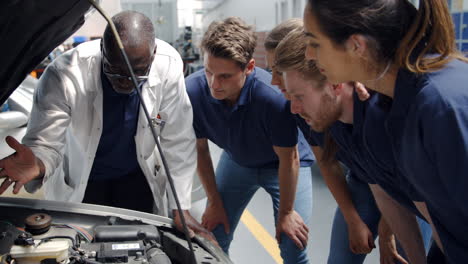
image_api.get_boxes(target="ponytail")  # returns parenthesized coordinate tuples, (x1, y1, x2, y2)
(396, 0, 468, 73)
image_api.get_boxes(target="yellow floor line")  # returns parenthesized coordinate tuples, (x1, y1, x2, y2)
(240, 209, 283, 264)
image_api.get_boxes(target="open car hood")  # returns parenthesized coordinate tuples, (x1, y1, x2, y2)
(0, 0, 94, 105)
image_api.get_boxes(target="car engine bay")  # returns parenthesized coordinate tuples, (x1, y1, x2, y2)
(0, 198, 231, 264)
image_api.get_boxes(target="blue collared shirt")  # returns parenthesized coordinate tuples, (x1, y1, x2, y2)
(186, 67, 314, 169)
(88, 70, 142, 181)
(387, 59, 468, 263)
(356, 93, 422, 215)
(308, 105, 372, 183)
(308, 92, 422, 216)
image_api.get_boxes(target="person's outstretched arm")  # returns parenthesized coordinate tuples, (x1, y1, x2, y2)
(313, 146, 375, 254)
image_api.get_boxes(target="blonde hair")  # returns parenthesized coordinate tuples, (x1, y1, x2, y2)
(264, 18, 303, 51)
(275, 29, 326, 86)
(275, 29, 338, 163)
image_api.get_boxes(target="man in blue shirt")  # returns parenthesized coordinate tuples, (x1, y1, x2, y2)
(186, 17, 314, 264)
(274, 30, 433, 263)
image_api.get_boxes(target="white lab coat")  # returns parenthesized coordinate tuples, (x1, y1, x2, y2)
(23, 39, 196, 216)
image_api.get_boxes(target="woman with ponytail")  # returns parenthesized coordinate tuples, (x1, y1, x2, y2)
(265, 19, 411, 264)
(303, 0, 468, 262)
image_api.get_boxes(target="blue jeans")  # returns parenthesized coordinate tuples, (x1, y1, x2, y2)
(212, 152, 313, 264)
(328, 174, 433, 264)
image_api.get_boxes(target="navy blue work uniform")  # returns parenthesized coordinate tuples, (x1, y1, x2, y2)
(187, 68, 314, 168)
(303, 112, 385, 263)
(308, 92, 433, 262)
(357, 94, 424, 215)
(384, 59, 468, 263)
(82, 70, 154, 213)
(186, 67, 314, 264)
(311, 92, 426, 217)
(295, 115, 316, 146)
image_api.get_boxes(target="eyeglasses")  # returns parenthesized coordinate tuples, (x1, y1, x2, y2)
(101, 51, 150, 83)
(102, 68, 149, 83)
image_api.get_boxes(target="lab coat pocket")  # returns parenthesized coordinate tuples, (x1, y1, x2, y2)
(141, 115, 166, 158)
(45, 168, 74, 202)
(140, 128, 157, 160)
(154, 163, 166, 200)
(59, 175, 74, 198)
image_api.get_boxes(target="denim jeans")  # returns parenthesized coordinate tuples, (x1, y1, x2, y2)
(328, 174, 433, 264)
(212, 151, 313, 264)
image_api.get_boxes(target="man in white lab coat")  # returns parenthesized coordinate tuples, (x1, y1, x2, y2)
(0, 11, 212, 240)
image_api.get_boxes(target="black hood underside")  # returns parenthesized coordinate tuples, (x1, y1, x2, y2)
(0, 0, 93, 105)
